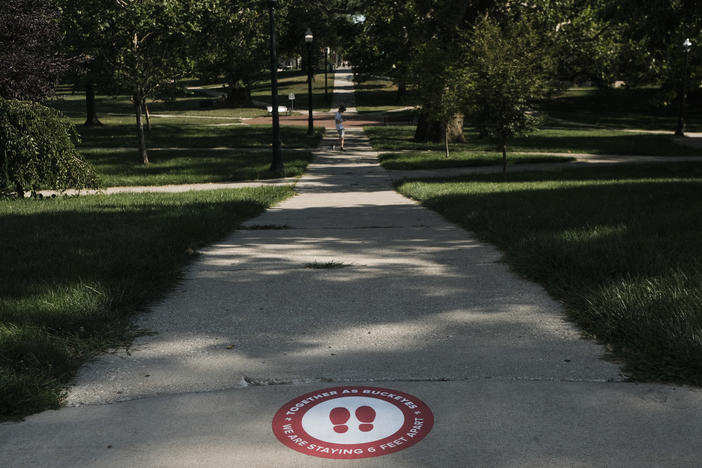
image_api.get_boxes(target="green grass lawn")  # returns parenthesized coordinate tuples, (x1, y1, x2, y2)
(48, 87, 266, 119)
(43, 84, 325, 187)
(83, 148, 312, 186)
(398, 162, 702, 385)
(252, 70, 334, 111)
(379, 151, 573, 170)
(542, 86, 702, 132)
(365, 125, 702, 156)
(71, 117, 323, 149)
(353, 78, 418, 113)
(0, 186, 294, 419)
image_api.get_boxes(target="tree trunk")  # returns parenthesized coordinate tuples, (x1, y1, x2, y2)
(414, 112, 465, 143)
(446, 114, 466, 143)
(397, 84, 407, 103)
(414, 112, 442, 142)
(14, 182, 24, 199)
(142, 98, 151, 132)
(84, 81, 102, 126)
(134, 94, 149, 164)
(501, 140, 507, 180)
(227, 82, 253, 107)
(444, 124, 450, 158)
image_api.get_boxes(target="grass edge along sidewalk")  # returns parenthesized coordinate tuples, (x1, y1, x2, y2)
(365, 126, 702, 159)
(397, 162, 702, 386)
(379, 151, 574, 170)
(0, 186, 294, 420)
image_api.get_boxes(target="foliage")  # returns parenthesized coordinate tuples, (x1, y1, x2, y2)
(276, 1, 357, 68)
(607, 0, 701, 88)
(0, 99, 98, 197)
(110, 0, 198, 163)
(524, 0, 621, 86)
(56, 0, 122, 124)
(465, 16, 557, 173)
(0, 0, 71, 100)
(193, 1, 267, 106)
(347, 1, 417, 97)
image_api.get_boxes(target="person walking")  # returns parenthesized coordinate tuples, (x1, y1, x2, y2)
(334, 105, 346, 151)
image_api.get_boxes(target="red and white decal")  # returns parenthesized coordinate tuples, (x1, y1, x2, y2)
(272, 386, 434, 459)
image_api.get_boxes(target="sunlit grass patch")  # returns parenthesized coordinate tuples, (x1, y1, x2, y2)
(81, 148, 313, 186)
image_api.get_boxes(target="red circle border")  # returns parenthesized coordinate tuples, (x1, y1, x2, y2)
(272, 386, 434, 459)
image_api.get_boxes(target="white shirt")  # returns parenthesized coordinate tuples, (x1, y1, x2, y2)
(335, 111, 344, 130)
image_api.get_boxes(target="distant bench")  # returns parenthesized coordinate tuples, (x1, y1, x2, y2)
(267, 106, 291, 116)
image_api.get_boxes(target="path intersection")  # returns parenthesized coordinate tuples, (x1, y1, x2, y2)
(1, 71, 701, 467)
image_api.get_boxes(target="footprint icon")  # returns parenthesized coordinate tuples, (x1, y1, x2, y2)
(329, 407, 351, 433)
(355, 406, 376, 432)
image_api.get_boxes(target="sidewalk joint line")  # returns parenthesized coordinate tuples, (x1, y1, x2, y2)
(66, 375, 624, 409)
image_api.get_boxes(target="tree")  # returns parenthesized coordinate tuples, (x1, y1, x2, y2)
(346, 1, 415, 101)
(409, 41, 469, 146)
(194, 1, 266, 107)
(606, 0, 701, 131)
(523, 0, 621, 86)
(57, 0, 122, 126)
(351, 0, 499, 144)
(466, 15, 557, 177)
(111, 0, 196, 164)
(0, 0, 70, 100)
(0, 98, 98, 197)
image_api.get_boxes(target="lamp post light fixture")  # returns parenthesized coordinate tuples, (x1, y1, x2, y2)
(268, 0, 282, 174)
(305, 28, 314, 136)
(676, 38, 693, 136)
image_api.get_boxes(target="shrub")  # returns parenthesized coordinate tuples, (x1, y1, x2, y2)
(0, 98, 99, 197)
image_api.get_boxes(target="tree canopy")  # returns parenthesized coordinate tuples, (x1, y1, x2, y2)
(0, 0, 71, 100)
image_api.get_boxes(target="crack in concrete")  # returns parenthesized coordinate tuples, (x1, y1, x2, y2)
(65, 374, 624, 409)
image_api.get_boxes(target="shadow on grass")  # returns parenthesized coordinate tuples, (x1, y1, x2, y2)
(379, 152, 571, 170)
(77, 125, 323, 149)
(365, 125, 702, 156)
(541, 86, 702, 132)
(0, 187, 293, 418)
(399, 163, 702, 384)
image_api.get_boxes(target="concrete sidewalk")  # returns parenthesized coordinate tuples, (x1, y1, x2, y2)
(2, 128, 701, 467)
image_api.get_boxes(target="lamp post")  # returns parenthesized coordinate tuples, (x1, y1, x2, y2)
(676, 38, 693, 136)
(267, 0, 282, 174)
(305, 28, 314, 136)
(325, 47, 330, 103)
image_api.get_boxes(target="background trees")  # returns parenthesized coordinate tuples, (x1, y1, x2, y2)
(608, 0, 701, 132)
(111, 0, 197, 164)
(194, 1, 266, 107)
(0, 0, 71, 100)
(350, 0, 700, 148)
(57, 0, 121, 126)
(3, 0, 699, 173)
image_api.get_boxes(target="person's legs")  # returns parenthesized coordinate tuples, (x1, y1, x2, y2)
(338, 129, 345, 150)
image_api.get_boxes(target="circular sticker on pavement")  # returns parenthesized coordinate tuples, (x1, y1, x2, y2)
(272, 386, 434, 459)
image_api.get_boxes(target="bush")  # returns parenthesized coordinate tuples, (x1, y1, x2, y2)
(0, 98, 99, 197)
